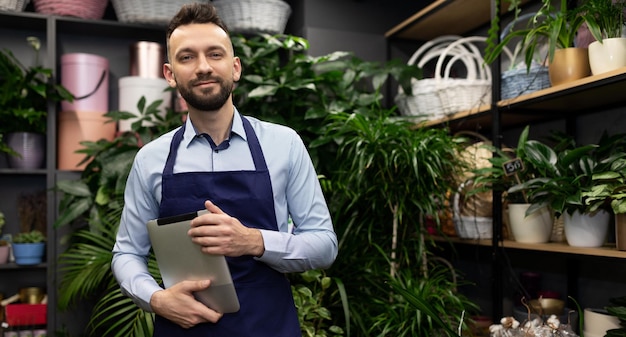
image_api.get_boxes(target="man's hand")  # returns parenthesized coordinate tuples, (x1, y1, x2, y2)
(150, 280, 223, 328)
(189, 200, 265, 257)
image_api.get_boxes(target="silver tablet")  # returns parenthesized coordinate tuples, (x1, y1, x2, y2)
(147, 210, 240, 313)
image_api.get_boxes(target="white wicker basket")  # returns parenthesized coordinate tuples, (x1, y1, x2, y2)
(395, 35, 463, 120)
(434, 36, 492, 115)
(396, 36, 497, 120)
(212, 0, 291, 35)
(453, 186, 493, 240)
(112, 0, 210, 25)
(501, 63, 550, 100)
(0, 0, 30, 11)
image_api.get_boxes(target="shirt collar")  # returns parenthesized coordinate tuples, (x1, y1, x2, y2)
(181, 108, 247, 148)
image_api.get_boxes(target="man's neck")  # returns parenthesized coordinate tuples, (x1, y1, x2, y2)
(188, 104, 235, 145)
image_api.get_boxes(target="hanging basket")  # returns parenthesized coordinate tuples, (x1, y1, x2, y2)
(212, 0, 292, 35)
(112, 0, 210, 25)
(0, 0, 29, 11)
(32, 0, 108, 19)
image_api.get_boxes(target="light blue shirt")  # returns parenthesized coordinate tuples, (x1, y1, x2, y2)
(111, 109, 338, 311)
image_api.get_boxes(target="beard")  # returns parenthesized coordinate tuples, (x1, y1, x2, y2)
(177, 75, 233, 111)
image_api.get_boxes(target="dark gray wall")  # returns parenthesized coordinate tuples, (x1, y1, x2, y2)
(287, 0, 430, 61)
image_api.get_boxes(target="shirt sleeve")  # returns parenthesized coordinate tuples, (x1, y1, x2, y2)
(111, 148, 163, 312)
(255, 132, 338, 273)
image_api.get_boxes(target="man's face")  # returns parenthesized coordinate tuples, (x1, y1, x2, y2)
(164, 23, 241, 112)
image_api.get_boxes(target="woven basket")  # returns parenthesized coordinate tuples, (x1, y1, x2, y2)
(32, 0, 108, 19)
(396, 36, 498, 119)
(395, 35, 461, 120)
(212, 0, 291, 35)
(0, 0, 29, 11)
(434, 36, 492, 115)
(112, 0, 210, 25)
(453, 185, 493, 240)
(501, 64, 550, 100)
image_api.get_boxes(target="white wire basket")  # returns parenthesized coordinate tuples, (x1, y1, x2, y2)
(212, 0, 292, 35)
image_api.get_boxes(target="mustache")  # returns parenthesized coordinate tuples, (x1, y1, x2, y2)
(191, 75, 222, 85)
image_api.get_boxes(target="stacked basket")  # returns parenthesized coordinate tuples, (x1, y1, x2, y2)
(0, 0, 29, 11)
(32, 0, 107, 19)
(212, 0, 291, 35)
(396, 36, 494, 121)
(112, 0, 209, 25)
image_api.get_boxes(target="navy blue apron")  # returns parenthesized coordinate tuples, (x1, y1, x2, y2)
(153, 115, 301, 336)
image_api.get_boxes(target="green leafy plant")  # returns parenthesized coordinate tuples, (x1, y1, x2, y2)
(509, 131, 626, 218)
(291, 269, 347, 337)
(579, 0, 626, 43)
(485, 0, 585, 70)
(606, 295, 626, 337)
(13, 229, 46, 243)
(0, 36, 73, 156)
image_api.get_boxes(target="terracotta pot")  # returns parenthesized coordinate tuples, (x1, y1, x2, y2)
(548, 47, 591, 86)
(588, 37, 626, 75)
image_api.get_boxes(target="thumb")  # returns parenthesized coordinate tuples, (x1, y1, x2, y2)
(204, 200, 224, 214)
(185, 279, 211, 292)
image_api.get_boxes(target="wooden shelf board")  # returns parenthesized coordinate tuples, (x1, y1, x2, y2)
(412, 66, 626, 132)
(439, 237, 626, 259)
(386, 0, 532, 41)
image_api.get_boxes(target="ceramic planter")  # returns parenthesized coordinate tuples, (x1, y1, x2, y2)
(0, 245, 9, 264)
(12, 242, 45, 265)
(548, 47, 591, 86)
(5, 132, 46, 169)
(563, 209, 610, 247)
(508, 204, 553, 243)
(588, 37, 626, 75)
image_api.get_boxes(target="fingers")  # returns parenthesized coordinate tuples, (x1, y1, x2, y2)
(151, 280, 223, 328)
(204, 200, 224, 214)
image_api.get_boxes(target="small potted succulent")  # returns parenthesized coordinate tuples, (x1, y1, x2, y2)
(12, 229, 46, 265)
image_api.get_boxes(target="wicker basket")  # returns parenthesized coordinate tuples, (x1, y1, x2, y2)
(501, 64, 550, 100)
(0, 0, 29, 11)
(32, 0, 108, 19)
(395, 35, 463, 120)
(396, 36, 496, 120)
(112, 0, 210, 25)
(453, 184, 493, 240)
(212, 0, 291, 35)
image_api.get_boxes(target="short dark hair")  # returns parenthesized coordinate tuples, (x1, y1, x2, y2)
(166, 3, 231, 61)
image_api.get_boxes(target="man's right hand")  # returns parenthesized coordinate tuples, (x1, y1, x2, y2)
(150, 279, 223, 328)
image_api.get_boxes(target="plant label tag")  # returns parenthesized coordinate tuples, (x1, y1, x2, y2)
(503, 158, 524, 176)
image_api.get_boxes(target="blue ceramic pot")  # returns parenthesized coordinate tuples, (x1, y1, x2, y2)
(12, 242, 46, 265)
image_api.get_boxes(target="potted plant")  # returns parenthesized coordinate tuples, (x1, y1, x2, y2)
(579, 0, 626, 75)
(0, 36, 73, 169)
(510, 131, 626, 247)
(485, 0, 589, 86)
(582, 154, 626, 250)
(12, 229, 46, 265)
(470, 126, 557, 243)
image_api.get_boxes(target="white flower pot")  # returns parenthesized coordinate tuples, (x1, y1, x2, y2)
(588, 37, 626, 75)
(563, 210, 610, 247)
(508, 204, 553, 243)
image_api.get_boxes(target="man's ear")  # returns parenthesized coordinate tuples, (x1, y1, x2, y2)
(233, 56, 242, 82)
(163, 63, 177, 88)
